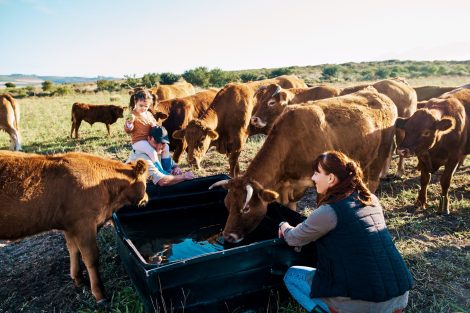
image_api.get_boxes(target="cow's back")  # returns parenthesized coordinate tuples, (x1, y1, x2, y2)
(153, 82, 196, 101)
(414, 85, 457, 101)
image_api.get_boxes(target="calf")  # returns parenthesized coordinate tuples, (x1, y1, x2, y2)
(0, 93, 21, 150)
(70, 103, 124, 138)
(0, 151, 148, 303)
(155, 89, 218, 163)
(396, 88, 470, 214)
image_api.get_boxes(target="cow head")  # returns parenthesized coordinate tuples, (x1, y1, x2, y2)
(121, 159, 149, 207)
(209, 178, 279, 243)
(113, 106, 124, 120)
(251, 84, 292, 132)
(395, 109, 456, 158)
(173, 119, 218, 168)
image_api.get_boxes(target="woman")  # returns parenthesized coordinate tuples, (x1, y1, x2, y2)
(278, 151, 413, 313)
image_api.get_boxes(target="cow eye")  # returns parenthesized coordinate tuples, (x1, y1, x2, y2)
(267, 99, 276, 106)
(422, 130, 432, 137)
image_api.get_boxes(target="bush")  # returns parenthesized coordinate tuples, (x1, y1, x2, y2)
(160, 72, 181, 85)
(5, 82, 16, 88)
(182, 67, 211, 88)
(97, 80, 119, 92)
(123, 75, 141, 88)
(321, 65, 340, 81)
(240, 72, 259, 82)
(110, 95, 121, 102)
(42, 80, 54, 92)
(209, 68, 239, 87)
(268, 67, 293, 78)
(141, 73, 160, 88)
(53, 85, 74, 96)
(375, 67, 391, 79)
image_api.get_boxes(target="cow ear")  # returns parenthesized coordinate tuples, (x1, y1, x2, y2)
(172, 129, 185, 140)
(128, 90, 134, 95)
(278, 91, 289, 106)
(417, 101, 427, 109)
(395, 117, 409, 129)
(436, 117, 456, 134)
(259, 189, 279, 203)
(133, 160, 148, 178)
(155, 112, 168, 120)
(207, 129, 219, 140)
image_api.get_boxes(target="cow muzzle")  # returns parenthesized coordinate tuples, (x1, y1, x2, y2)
(223, 231, 244, 244)
(138, 193, 149, 207)
(250, 116, 266, 128)
(396, 148, 411, 158)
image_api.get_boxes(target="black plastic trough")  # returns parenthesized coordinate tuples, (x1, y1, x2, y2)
(112, 174, 316, 312)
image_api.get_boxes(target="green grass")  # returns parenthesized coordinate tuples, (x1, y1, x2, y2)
(0, 81, 469, 313)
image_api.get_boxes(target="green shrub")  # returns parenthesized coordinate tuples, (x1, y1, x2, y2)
(375, 67, 391, 79)
(42, 80, 54, 92)
(182, 67, 211, 88)
(141, 73, 160, 88)
(209, 68, 239, 87)
(321, 65, 340, 81)
(269, 67, 293, 78)
(123, 75, 141, 88)
(53, 85, 74, 96)
(97, 80, 119, 92)
(5, 82, 16, 88)
(240, 72, 259, 82)
(160, 72, 181, 84)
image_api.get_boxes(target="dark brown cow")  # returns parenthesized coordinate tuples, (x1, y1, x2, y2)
(149, 81, 196, 101)
(172, 76, 307, 176)
(154, 89, 218, 163)
(396, 88, 470, 214)
(250, 83, 340, 133)
(70, 103, 124, 139)
(414, 85, 457, 101)
(0, 93, 21, 150)
(340, 78, 417, 177)
(209, 87, 397, 243)
(0, 151, 148, 302)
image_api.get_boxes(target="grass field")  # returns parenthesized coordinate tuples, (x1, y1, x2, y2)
(0, 79, 469, 313)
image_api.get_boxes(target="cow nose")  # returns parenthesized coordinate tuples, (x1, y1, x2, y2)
(138, 193, 149, 207)
(397, 148, 410, 158)
(251, 116, 260, 126)
(223, 232, 243, 244)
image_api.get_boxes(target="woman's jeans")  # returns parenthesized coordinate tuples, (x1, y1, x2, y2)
(284, 266, 331, 313)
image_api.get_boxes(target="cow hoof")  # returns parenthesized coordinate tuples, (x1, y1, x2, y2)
(72, 276, 84, 288)
(414, 199, 426, 209)
(438, 196, 450, 215)
(96, 299, 108, 306)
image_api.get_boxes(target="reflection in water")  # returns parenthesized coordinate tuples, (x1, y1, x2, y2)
(130, 223, 225, 265)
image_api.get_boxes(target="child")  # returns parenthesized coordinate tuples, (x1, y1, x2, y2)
(124, 89, 159, 162)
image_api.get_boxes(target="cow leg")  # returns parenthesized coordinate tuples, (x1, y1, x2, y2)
(395, 129, 406, 177)
(73, 226, 106, 302)
(228, 151, 241, 177)
(105, 124, 111, 136)
(3, 125, 21, 151)
(416, 162, 431, 209)
(439, 159, 459, 214)
(73, 119, 82, 139)
(173, 140, 185, 164)
(64, 231, 84, 287)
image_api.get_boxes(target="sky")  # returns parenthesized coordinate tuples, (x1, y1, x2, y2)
(1, 0, 469, 78)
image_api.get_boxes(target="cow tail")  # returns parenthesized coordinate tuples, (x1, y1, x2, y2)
(5, 94, 20, 130)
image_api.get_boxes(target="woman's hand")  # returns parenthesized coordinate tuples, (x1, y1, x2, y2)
(171, 166, 183, 175)
(278, 221, 291, 239)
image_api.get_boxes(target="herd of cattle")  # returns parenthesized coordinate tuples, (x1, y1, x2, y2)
(0, 76, 469, 304)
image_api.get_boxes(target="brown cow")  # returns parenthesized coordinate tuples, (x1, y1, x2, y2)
(396, 88, 470, 214)
(340, 78, 417, 177)
(209, 87, 398, 243)
(172, 76, 307, 176)
(0, 93, 21, 151)
(149, 81, 196, 101)
(70, 103, 124, 139)
(0, 151, 148, 303)
(250, 83, 340, 133)
(154, 89, 218, 163)
(414, 85, 457, 101)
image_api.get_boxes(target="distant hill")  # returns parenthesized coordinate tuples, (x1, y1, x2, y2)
(0, 74, 120, 87)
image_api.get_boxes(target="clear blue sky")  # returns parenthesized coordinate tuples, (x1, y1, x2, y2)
(1, 0, 469, 78)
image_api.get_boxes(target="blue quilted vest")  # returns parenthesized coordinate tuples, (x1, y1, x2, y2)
(310, 193, 413, 302)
